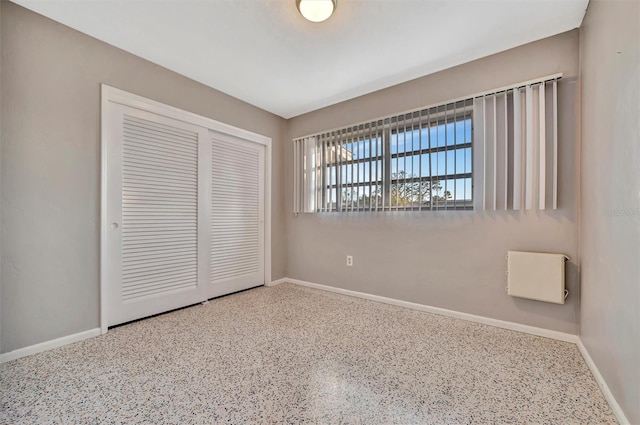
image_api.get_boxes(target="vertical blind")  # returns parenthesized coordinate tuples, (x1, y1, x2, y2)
(474, 77, 559, 210)
(293, 74, 561, 213)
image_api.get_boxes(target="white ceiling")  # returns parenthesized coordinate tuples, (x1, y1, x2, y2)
(12, 0, 588, 118)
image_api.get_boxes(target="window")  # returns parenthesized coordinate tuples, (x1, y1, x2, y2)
(294, 99, 474, 212)
(294, 75, 562, 214)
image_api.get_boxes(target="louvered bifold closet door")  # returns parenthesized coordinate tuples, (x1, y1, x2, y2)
(209, 133, 265, 297)
(106, 104, 210, 326)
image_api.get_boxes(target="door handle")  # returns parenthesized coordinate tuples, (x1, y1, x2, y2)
(111, 223, 119, 229)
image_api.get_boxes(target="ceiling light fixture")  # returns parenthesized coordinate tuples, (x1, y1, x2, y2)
(296, 0, 337, 23)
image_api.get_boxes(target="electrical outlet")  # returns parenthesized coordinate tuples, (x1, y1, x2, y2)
(346, 255, 353, 267)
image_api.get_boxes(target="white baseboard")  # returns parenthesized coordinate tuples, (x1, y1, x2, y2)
(274, 277, 631, 423)
(0, 328, 101, 364)
(2, 280, 629, 423)
(281, 278, 579, 343)
(265, 277, 288, 287)
(576, 340, 630, 425)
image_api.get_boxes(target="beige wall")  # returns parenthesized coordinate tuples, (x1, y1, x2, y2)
(0, 2, 287, 353)
(286, 31, 581, 334)
(579, 0, 640, 422)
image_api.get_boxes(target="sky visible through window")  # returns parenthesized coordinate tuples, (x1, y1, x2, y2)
(324, 118, 472, 208)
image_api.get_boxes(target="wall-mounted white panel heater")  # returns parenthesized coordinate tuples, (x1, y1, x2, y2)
(507, 251, 568, 304)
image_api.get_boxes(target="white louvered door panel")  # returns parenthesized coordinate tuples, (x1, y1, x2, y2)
(106, 104, 210, 326)
(209, 133, 265, 297)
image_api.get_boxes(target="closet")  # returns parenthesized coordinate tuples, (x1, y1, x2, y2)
(101, 86, 269, 328)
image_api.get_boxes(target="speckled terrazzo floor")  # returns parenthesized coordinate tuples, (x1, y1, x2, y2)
(1, 283, 616, 424)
